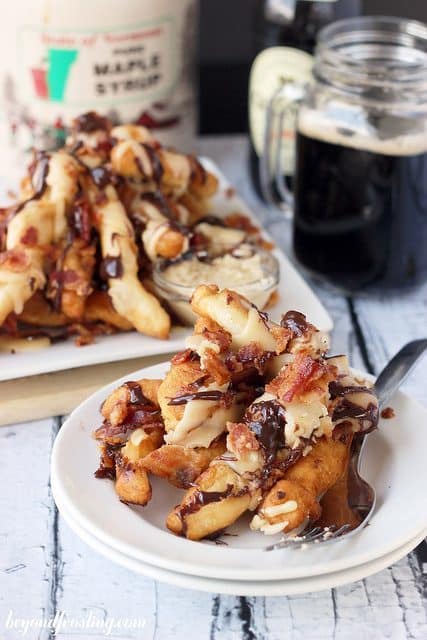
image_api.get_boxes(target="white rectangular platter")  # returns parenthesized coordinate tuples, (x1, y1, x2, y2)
(0, 157, 332, 381)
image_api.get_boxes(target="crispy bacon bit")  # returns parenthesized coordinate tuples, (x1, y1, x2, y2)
(224, 213, 259, 234)
(0, 249, 31, 272)
(258, 238, 275, 250)
(171, 348, 199, 365)
(20, 226, 38, 246)
(75, 332, 95, 346)
(235, 342, 273, 373)
(95, 408, 162, 444)
(94, 443, 118, 479)
(227, 422, 260, 457)
(270, 325, 291, 353)
(267, 354, 333, 402)
(51, 269, 79, 286)
(94, 191, 108, 206)
(201, 349, 231, 385)
(202, 329, 232, 353)
(381, 406, 395, 419)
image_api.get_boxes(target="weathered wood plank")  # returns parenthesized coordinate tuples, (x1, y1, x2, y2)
(0, 418, 54, 633)
(352, 285, 427, 402)
(54, 514, 157, 640)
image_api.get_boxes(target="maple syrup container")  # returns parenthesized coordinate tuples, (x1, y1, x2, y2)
(0, 0, 198, 179)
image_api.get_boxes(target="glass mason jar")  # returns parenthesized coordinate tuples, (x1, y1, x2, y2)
(275, 16, 427, 292)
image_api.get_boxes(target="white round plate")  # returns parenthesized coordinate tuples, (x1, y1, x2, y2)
(51, 362, 427, 582)
(54, 486, 426, 596)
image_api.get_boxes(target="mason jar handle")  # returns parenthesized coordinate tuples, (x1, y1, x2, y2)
(259, 84, 305, 211)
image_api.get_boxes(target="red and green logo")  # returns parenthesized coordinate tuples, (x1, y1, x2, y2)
(31, 48, 78, 102)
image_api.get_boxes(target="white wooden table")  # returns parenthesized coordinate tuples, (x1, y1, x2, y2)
(1, 136, 426, 640)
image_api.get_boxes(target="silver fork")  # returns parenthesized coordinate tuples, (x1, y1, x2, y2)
(265, 339, 427, 551)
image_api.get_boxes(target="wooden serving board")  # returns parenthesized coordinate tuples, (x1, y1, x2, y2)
(0, 353, 174, 427)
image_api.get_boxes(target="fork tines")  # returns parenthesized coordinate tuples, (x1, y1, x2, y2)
(264, 524, 352, 551)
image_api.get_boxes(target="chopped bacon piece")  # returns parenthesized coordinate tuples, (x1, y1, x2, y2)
(201, 349, 231, 385)
(235, 342, 273, 374)
(267, 354, 334, 403)
(227, 422, 260, 457)
(0, 249, 31, 272)
(20, 226, 38, 246)
(270, 325, 291, 353)
(201, 328, 232, 353)
(381, 406, 395, 419)
(224, 213, 259, 234)
(171, 348, 199, 365)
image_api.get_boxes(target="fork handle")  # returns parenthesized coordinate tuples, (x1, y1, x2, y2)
(374, 339, 427, 409)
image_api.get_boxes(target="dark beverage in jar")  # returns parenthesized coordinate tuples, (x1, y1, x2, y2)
(293, 114, 427, 290)
(290, 16, 427, 292)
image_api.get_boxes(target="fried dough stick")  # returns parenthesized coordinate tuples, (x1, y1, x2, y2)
(0, 152, 81, 325)
(166, 463, 254, 540)
(57, 240, 95, 320)
(83, 175, 170, 338)
(166, 415, 265, 540)
(130, 191, 189, 261)
(54, 198, 96, 321)
(142, 438, 227, 489)
(94, 379, 163, 506)
(157, 352, 246, 448)
(190, 285, 279, 352)
(84, 291, 133, 331)
(250, 435, 352, 535)
(19, 291, 69, 327)
(110, 129, 218, 199)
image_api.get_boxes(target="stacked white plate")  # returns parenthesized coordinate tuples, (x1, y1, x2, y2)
(51, 362, 427, 596)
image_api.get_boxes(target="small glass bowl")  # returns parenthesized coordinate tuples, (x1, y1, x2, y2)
(151, 246, 280, 326)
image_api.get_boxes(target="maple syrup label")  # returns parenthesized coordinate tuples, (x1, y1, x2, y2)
(249, 46, 313, 177)
(19, 20, 176, 109)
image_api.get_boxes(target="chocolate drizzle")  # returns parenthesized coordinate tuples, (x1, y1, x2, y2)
(190, 157, 207, 184)
(329, 380, 379, 433)
(281, 310, 308, 336)
(196, 215, 227, 228)
(178, 484, 235, 536)
(68, 198, 92, 243)
(329, 381, 372, 399)
(100, 256, 123, 279)
(168, 389, 226, 405)
(123, 381, 150, 405)
(16, 152, 50, 213)
(332, 399, 378, 430)
(90, 166, 112, 189)
(142, 144, 163, 182)
(244, 400, 286, 468)
(140, 191, 174, 220)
